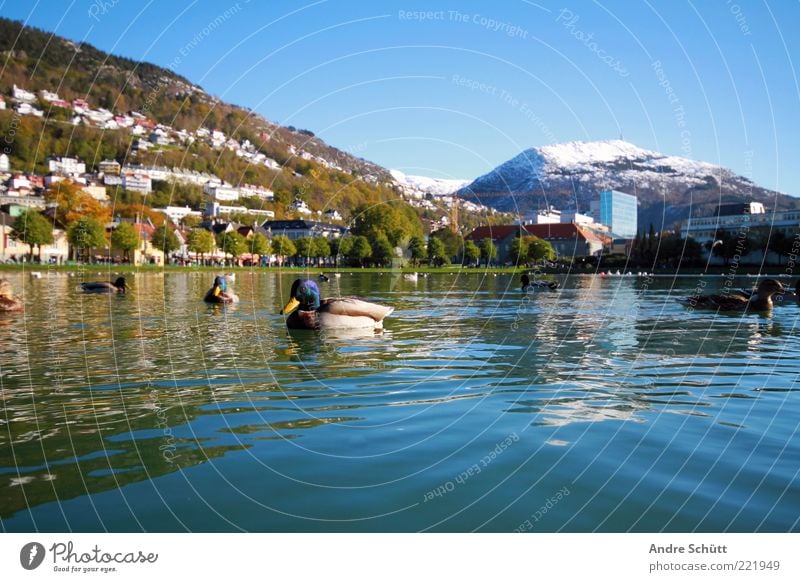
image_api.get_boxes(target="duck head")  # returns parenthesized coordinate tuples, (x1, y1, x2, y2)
(282, 279, 321, 314)
(0, 279, 14, 299)
(210, 275, 227, 297)
(755, 278, 784, 299)
(114, 277, 127, 292)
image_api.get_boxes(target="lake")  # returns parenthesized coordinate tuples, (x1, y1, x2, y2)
(1, 270, 798, 532)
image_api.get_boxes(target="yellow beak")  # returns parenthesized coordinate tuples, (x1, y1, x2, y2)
(214, 287, 221, 296)
(281, 297, 300, 315)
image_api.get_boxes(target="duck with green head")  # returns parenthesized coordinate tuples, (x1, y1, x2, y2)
(281, 279, 394, 330)
(81, 276, 127, 294)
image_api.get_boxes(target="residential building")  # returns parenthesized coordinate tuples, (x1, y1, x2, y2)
(203, 182, 240, 202)
(205, 202, 274, 219)
(0, 154, 9, 172)
(261, 219, 347, 240)
(597, 190, 637, 238)
(98, 159, 121, 175)
(289, 198, 312, 215)
(48, 156, 86, 176)
(12, 85, 36, 103)
(1, 207, 69, 263)
(121, 173, 152, 193)
(159, 205, 203, 225)
(323, 208, 343, 221)
(107, 217, 164, 265)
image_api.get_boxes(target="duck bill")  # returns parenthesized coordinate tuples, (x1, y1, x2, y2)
(281, 297, 300, 315)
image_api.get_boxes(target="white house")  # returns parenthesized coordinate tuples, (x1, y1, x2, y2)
(158, 205, 203, 225)
(12, 85, 36, 103)
(48, 156, 86, 176)
(0, 154, 9, 172)
(122, 173, 152, 193)
(204, 181, 240, 202)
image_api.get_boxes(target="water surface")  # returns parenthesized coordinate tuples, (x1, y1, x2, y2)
(1, 271, 798, 532)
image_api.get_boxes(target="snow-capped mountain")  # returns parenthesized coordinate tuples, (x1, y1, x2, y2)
(390, 169, 470, 197)
(461, 140, 799, 229)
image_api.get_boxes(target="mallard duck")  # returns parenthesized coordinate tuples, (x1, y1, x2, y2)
(0, 279, 24, 312)
(679, 278, 785, 312)
(737, 279, 799, 305)
(318, 274, 330, 282)
(82, 276, 127, 294)
(281, 278, 394, 330)
(521, 274, 559, 291)
(204, 276, 239, 304)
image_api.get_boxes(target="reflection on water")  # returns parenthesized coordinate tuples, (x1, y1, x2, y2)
(1, 271, 799, 532)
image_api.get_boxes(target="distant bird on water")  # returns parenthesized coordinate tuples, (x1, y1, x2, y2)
(82, 276, 127, 294)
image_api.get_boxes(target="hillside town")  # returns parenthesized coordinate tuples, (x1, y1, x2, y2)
(2, 83, 797, 270)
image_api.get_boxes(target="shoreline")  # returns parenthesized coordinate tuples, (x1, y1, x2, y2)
(0, 263, 795, 277)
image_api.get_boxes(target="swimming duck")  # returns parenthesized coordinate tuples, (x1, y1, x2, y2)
(281, 278, 394, 330)
(82, 276, 127, 294)
(0, 279, 24, 312)
(204, 276, 239, 304)
(679, 278, 785, 312)
(737, 279, 799, 305)
(521, 274, 559, 291)
(318, 274, 330, 282)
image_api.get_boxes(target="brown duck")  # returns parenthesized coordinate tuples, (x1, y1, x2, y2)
(679, 279, 785, 312)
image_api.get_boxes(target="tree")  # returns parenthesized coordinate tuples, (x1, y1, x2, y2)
(294, 237, 315, 264)
(427, 237, 447, 267)
(10, 209, 54, 262)
(67, 217, 107, 262)
(526, 236, 556, 263)
(408, 236, 427, 266)
(347, 235, 372, 267)
(270, 234, 296, 266)
(249, 232, 270, 262)
(312, 237, 331, 265)
(351, 203, 423, 247)
(151, 223, 180, 258)
(180, 214, 201, 229)
(45, 180, 110, 225)
(509, 236, 528, 266)
(110, 222, 139, 263)
(332, 236, 353, 267)
(479, 238, 496, 266)
(187, 228, 215, 265)
(431, 229, 464, 262)
(463, 240, 480, 266)
(370, 233, 394, 267)
(217, 231, 247, 266)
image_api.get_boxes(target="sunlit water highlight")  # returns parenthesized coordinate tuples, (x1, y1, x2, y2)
(1, 271, 798, 532)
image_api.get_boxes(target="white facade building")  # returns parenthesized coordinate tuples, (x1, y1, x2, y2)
(48, 156, 86, 175)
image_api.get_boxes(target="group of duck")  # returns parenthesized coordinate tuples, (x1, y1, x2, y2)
(0, 273, 797, 329)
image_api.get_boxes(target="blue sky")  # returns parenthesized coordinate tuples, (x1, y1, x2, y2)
(2, 0, 799, 195)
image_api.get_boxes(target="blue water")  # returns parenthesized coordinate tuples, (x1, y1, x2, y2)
(1, 271, 798, 532)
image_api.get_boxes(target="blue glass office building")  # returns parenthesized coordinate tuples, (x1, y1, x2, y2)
(599, 190, 638, 238)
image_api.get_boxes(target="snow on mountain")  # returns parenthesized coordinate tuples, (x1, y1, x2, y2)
(390, 169, 470, 197)
(461, 139, 797, 229)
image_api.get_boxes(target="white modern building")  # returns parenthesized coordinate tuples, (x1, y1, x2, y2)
(122, 173, 152, 193)
(48, 156, 86, 176)
(681, 202, 800, 244)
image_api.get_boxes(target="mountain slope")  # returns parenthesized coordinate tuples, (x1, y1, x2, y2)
(461, 140, 800, 230)
(389, 170, 470, 197)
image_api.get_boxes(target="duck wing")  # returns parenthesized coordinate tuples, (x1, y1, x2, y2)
(320, 297, 394, 322)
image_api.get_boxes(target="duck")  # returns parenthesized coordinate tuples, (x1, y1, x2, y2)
(281, 278, 394, 330)
(678, 278, 785, 312)
(737, 279, 799, 305)
(82, 276, 127, 294)
(403, 272, 418, 282)
(318, 274, 330, 282)
(521, 274, 559, 291)
(204, 275, 239, 304)
(0, 279, 24, 312)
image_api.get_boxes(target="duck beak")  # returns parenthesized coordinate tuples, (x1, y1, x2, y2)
(213, 286, 221, 297)
(281, 297, 300, 315)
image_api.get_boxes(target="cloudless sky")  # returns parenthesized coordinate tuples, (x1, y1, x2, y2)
(2, 0, 799, 195)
